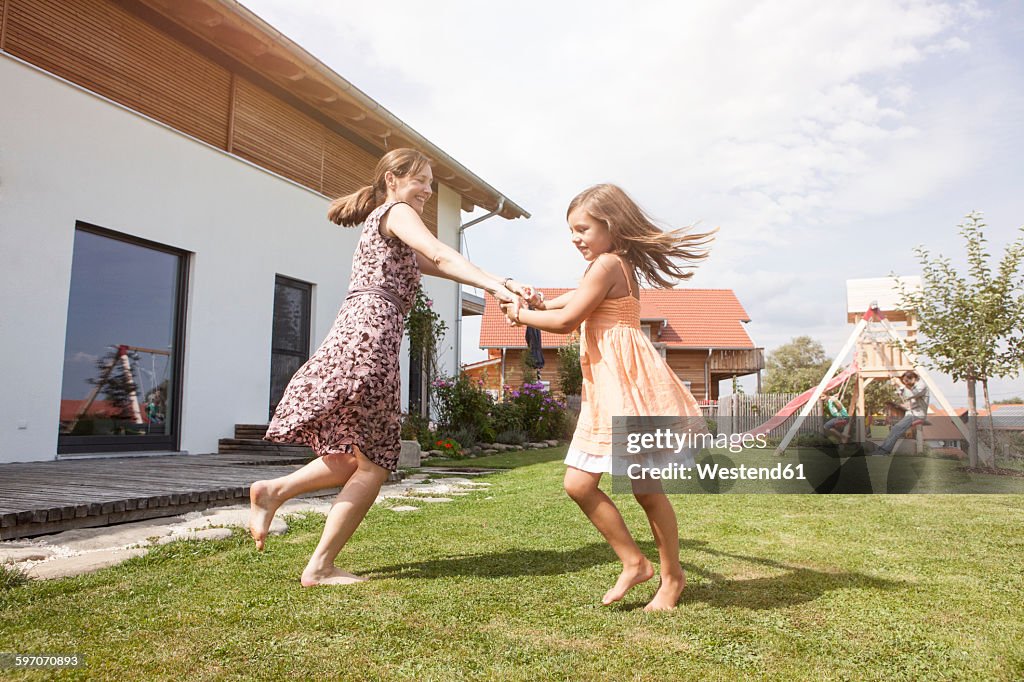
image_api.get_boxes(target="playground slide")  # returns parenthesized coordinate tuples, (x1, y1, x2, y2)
(743, 363, 859, 437)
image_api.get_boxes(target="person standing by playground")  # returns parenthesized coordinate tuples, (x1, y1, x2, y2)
(875, 370, 929, 456)
(502, 183, 714, 611)
(248, 148, 525, 586)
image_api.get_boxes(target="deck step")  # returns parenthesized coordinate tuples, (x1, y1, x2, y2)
(234, 424, 269, 440)
(217, 438, 314, 457)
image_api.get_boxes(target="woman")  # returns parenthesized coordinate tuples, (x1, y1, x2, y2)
(249, 148, 527, 586)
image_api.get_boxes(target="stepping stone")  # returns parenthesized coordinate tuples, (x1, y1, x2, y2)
(27, 547, 149, 580)
(389, 506, 419, 512)
(40, 518, 180, 551)
(0, 547, 55, 563)
(192, 509, 288, 536)
(406, 497, 453, 503)
(157, 528, 233, 544)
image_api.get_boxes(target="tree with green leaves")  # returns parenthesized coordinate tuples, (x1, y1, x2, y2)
(864, 380, 898, 417)
(894, 212, 1024, 467)
(763, 336, 833, 394)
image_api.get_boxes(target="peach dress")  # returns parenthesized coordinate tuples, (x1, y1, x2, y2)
(565, 256, 705, 473)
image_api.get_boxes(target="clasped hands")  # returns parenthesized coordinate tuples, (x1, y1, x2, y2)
(496, 279, 543, 326)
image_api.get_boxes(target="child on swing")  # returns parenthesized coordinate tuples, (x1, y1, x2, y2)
(503, 184, 714, 611)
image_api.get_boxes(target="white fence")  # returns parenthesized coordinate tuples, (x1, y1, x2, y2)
(715, 393, 824, 439)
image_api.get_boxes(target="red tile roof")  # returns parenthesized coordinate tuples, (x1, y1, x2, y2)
(479, 288, 756, 349)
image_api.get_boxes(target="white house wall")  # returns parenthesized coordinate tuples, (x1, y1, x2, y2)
(0, 56, 461, 463)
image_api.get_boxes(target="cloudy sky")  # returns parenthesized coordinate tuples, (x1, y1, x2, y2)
(244, 0, 1024, 407)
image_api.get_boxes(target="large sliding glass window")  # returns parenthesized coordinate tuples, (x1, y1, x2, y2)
(59, 224, 187, 453)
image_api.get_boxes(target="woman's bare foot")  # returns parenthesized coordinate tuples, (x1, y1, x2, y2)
(602, 558, 655, 605)
(644, 570, 686, 611)
(248, 480, 281, 551)
(300, 566, 369, 587)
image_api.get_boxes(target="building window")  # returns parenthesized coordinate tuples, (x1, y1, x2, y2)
(59, 224, 188, 453)
(270, 276, 312, 419)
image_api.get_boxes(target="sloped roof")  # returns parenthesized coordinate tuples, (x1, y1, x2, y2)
(479, 288, 756, 349)
(991, 404, 1024, 430)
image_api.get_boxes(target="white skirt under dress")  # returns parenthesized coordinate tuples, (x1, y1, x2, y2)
(563, 445, 697, 474)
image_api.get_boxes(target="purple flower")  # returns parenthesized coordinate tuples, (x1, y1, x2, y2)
(426, 298, 433, 308)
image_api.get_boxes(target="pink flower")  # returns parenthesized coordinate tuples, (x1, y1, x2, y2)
(426, 298, 433, 308)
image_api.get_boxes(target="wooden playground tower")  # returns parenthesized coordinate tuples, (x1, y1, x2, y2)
(848, 277, 920, 446)
(774, 277, 974, 455)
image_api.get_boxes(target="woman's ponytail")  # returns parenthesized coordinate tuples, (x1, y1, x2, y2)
(326, 148, 431, 226)
(327, 185, 379, 227)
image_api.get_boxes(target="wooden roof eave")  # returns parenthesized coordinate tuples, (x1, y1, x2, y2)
(131, 0, 529, 222)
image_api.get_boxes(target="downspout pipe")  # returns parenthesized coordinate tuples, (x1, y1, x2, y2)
(460, 197, 506, 232)
(706, 348, 713, 401)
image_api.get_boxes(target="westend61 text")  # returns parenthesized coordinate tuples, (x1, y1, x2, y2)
(625, 428, 769, 454)
(626, 462, 807, 481)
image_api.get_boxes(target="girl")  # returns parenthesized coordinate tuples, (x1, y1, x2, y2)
(249, 148, 526, 586)
(502, 184, 713, 611)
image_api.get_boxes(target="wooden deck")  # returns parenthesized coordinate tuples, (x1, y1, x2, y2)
(0, 452, 401, 541)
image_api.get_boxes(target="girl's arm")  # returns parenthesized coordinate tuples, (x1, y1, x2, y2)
(535, 290, 576, 311)
(384, 203, 515, 301)
(508, 254, 620, 334)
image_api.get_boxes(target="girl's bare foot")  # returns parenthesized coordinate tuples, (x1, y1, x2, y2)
(644, 570, 686, 611)
(300, 566, 369, 587)
(602, 558, 655, 605)
(248, 480, 281, 551)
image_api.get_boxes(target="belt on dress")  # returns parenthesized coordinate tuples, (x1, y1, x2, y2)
(345, 286, 409, 315)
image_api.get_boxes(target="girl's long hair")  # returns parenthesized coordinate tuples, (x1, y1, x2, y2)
(327, 148, 432, 226)
(567, 184, 715, 288)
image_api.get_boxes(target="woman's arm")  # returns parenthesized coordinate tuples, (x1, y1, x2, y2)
(417, 252, 537, 317)
(415, 252, 445, 278)
(504, 254, 619, 334)
(385, 204, 515, 301)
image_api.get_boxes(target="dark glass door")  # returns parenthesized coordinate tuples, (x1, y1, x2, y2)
(269, 276, 312, 419)
(59, 224, 187, 453)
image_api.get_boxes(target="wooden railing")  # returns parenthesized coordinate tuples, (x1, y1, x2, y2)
(709, 348, 765, 373)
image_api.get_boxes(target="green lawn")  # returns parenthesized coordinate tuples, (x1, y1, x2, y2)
(2, 447, 1022, 680)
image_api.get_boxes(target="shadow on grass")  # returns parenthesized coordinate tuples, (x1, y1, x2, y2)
(369, 538, 901, 610)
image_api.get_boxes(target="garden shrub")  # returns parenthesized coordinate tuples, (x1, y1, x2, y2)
(490, 400, 525, 434)
(432, 374, 493, 439)
(506, 381, 567, 441)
